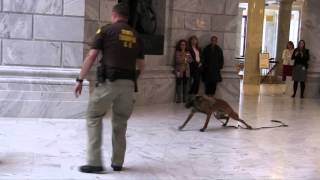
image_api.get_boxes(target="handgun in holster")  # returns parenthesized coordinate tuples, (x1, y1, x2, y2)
(96, 59, 107, 84)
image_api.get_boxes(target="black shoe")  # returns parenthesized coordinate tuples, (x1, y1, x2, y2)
(79, 165, 104, 174)
(111, 164, 123, 171)
(291, 94, 295, 98)
(300, 95, 304, 99)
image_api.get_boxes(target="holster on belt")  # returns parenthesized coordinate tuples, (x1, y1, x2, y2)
(134, 70, 141, 92)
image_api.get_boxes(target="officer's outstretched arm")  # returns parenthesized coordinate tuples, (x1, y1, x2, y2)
(74, 49, 98, 98)
(79, 49, 99, 80)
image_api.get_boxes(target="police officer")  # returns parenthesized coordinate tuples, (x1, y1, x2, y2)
(74, 3, 145, 173)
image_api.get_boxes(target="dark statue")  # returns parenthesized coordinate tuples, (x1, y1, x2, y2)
(119, 0, 157, 34)
(118, 0, 164, 55)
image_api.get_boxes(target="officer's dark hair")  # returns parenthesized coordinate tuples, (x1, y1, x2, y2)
(112, 3, 129, 19)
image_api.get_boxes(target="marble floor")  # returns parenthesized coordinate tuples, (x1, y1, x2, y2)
(1, 95, 320, 179)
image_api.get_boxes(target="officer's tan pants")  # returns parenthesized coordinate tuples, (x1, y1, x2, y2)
(86, 80, 134, 167)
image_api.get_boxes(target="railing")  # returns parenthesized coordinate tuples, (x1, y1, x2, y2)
(260, 58, 278, 83)
(235, 57, 278, 83)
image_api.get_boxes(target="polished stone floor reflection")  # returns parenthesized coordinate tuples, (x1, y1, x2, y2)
(1, 95, 320, 179)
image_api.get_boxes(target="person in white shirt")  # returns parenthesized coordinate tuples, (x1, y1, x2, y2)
(282, 41, 295, 81)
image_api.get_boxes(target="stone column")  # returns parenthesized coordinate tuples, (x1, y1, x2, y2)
(243, 0, 265, 94)
(300, 0, 320, 98)
(275, 0, 294, 80)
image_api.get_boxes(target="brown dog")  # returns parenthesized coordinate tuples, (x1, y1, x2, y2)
(179, 95, 252, 132)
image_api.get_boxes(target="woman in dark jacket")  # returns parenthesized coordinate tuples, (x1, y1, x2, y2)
(202, 36, 224, 96)
(291, 40, 309, 98)
(188, 35, 202, 96)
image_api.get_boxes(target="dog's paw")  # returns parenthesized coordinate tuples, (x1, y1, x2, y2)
(246, 125, 253, 129)
(199, 129, 205, 132)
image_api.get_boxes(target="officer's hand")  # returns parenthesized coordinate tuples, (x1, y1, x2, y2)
(74, 82, 83, 98)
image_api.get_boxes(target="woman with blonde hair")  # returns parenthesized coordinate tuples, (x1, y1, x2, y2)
(282, 41, 295, 81)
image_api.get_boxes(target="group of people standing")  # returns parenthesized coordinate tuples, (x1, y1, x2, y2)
(282, 40, 310, 98)
(174, 35, 224, 103)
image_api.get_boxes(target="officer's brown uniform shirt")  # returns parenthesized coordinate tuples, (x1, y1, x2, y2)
(91, 20, 144, 72)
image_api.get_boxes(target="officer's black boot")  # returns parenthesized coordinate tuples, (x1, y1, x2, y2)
(300, 81, 305, 98)
(79, 165, 104, 174)
(111, 164, 123, 171)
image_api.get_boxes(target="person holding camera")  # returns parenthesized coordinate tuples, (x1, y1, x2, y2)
(174, 39, 192, 103)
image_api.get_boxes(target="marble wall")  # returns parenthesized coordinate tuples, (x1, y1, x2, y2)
(0, 0, 88, 118)
(167, 0, 241, 101)
(0, 0, 85, 68)
(0, 0, 241, 118)
(300, 0, 320, 98)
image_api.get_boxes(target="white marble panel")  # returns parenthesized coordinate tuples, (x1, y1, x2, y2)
(137, 77, 175, 105)
(204, 32, 224, 48)
(62, 43, 84, 68)
(225, 0, 239, 15)
(223, 49, 237, 67)
(34, 15, 84, 42)
(185, 13, 211, 31)
(0, 13, 32, 39)
(170, 29, 193, 46)
(0, 82, 79, 92)
(170, 29, 224, 48)
(3, 0, 62, 15)
(0, 66, 80, 78)
(166, 46, 175, 65)
(85, 0, 99, 20)
(223, 32, 236, 50)
(301, 0, 320, 73)
(63, 0, 85, 16)
(3, 40, 61, 66)
(145, 55, 167, 66)
(0, 99, 88, 118)
(173, 0, 225, 14)
(212, 15, 238, 32)
(304, 75, 320, 98)
(216, 77, 240, 102)
(171, 11, 184, 29)
(0, 40, 2, 65)
(100, 0, 117, 22)
(84, 20, 99, 43)
(0, 90, 88, 102)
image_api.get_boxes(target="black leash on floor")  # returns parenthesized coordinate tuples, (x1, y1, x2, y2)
(217, 119, 289, 130)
